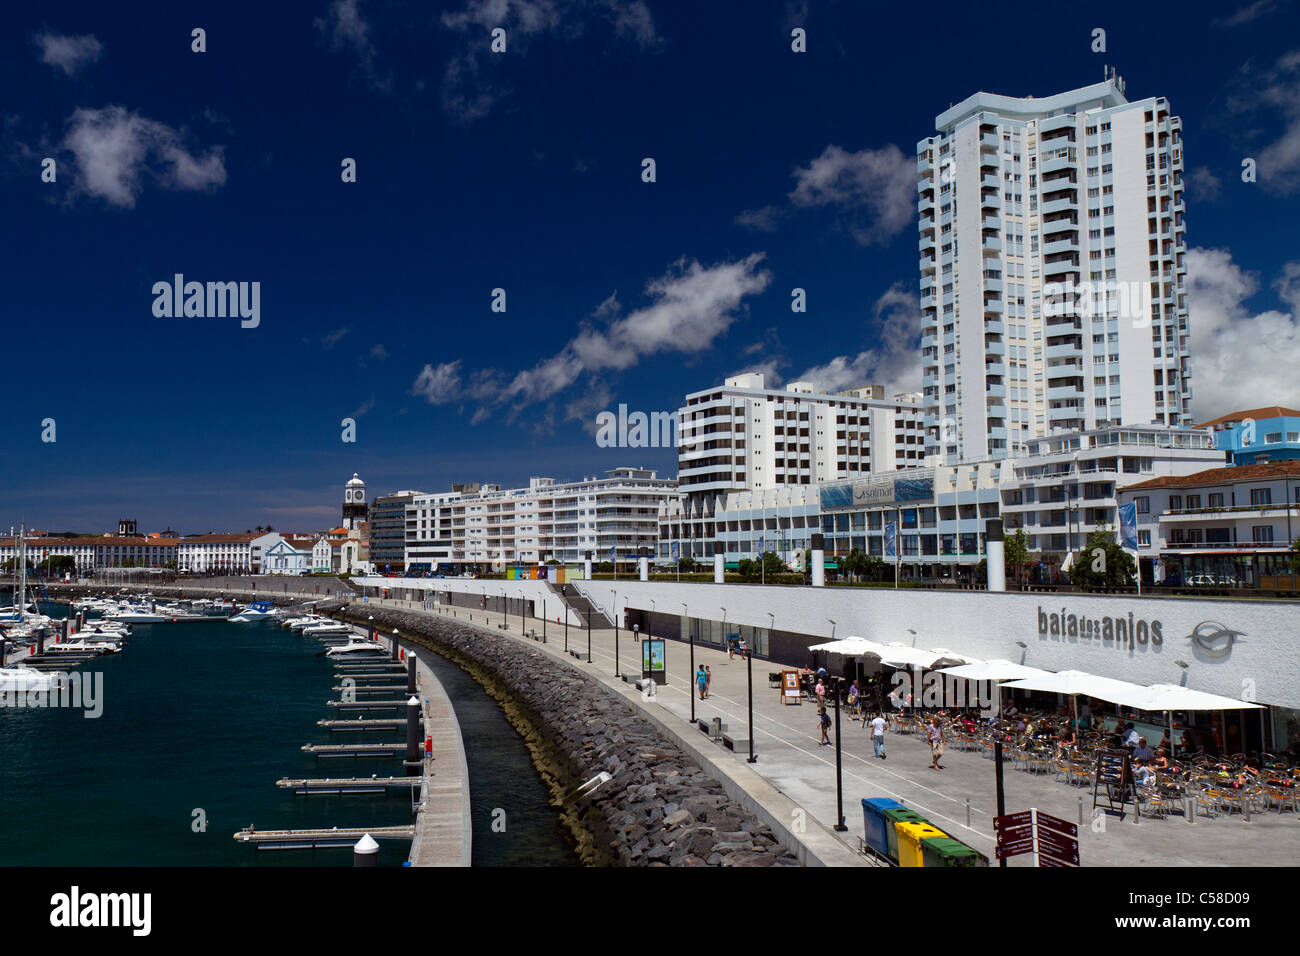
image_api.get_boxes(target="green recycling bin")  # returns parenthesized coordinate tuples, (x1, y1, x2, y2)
(883, 807, 929, 862)
(920, 836, 987, 867)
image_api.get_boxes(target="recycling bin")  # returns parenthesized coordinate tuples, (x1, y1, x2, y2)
(862, 798, 904, 858)
(896, 821, 947, 868)
(883, 808, 929, 862)
(921, 836, 987, 867)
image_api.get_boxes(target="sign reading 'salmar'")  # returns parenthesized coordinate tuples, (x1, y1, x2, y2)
(1038, 605, 1164, 649)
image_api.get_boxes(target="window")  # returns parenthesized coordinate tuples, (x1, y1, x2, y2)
(1185, 494, 1200, 510)
(1250, 487, 1272, 507)
(1208, 493, 1224, 508)
(1252, 526, 1274, 544)
(1135, 495, 1149, 514)
(1169, 494, 1182, 511)
(1138, 530, 1151, 547)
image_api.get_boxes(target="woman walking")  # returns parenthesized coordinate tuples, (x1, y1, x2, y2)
(703, 665, 712, 699)
(818, 705, 831, 746)
(927, 717, 945, 770)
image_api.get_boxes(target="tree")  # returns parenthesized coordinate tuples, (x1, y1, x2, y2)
(1290, 539, 1300, 575)
(1069, 525, 1136, 591)
(762, 551, 785, 579)
(39, 555, 77, 575)
(1004, 528, 1032, 587)
(679, 556, 697, 573)
(840, 548, 867, 581)
(862, 555, 886, 582)
(737, 558, 759, 581)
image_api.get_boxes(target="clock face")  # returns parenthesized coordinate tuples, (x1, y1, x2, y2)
(345, 490, 352, 502)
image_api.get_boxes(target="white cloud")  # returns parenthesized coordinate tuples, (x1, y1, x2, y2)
(438, 0, 660, 121)
(369, 343, 388, 361)
(413, 254, 772, 416)
(1187, 165, 1222, 201)
(321, 327, 349, 349)
(739, 144, 914, 246)
(1216, 0, 1280, 26)
(315, 0, 392, 92)
(412, 360, 464, 404)
(1225, 48, 1300, 194)
(1186, 246, 1300, 418)
(795, 283, 923, 397)
(351, 396, 376, 417)
(33, 32, 103, 76)
(60, 106, 226, 207)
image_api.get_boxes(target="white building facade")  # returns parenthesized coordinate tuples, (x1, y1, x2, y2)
(404, 468, 677, 572)
(918, 75, 1190, 464)
(1120, 460, 1300, 587)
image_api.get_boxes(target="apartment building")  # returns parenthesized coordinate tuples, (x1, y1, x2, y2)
(918, 73, 1190, 464)
(370, 490, 423, 572)
(998, 424, 1223, 573)
(404, 468, 676, 572)
(1198, 406, 1300, 466)
(1120, 460, 1300, 586)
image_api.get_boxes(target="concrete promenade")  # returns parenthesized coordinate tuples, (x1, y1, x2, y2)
(367, 595, 1297, 867)
(393, 632, 472, 867)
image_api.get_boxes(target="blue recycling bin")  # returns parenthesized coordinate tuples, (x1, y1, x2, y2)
(862, 797, 904, 857)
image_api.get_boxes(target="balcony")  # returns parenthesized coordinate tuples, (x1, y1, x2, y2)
(1045, 341, 1083, 361)
(1042, 194, 1078, 216)
(1043, 235, 1079, 256)
(982, 234, 1002, 254)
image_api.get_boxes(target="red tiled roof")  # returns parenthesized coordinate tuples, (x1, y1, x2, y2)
(1195, 406, 1300, 428)
(1121, 459, 1300, 491)
(180, 533, 260, 544)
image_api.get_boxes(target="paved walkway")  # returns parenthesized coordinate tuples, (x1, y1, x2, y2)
(377, 597, 1298, 867)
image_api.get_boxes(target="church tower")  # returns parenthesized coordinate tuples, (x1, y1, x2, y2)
(342, 473, 368, 530)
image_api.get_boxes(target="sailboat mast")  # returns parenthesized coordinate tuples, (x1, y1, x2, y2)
(17, 524, 27, 622)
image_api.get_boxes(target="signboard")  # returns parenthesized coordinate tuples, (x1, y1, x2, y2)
(820, 475, 935, 511)
(1093, 749, 1132, 815)
(781, 669, 801, 705)
(642, 639, 666, 685)
(995, 809, 1080, 867)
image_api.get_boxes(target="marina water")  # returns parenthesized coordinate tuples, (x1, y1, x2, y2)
(0, 604, 575, 866)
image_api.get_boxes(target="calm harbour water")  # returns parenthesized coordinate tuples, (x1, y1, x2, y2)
(0, 604, 575, 867)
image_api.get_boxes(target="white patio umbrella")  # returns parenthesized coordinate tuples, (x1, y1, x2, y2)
(807, 637, 886, 657)
(1116, 683, 1263, 757)
(939, 659, 1051, 682)
(1001, 669, 1154, 731)
(927, 647, 983, 665)
(875, 642, 947, 667)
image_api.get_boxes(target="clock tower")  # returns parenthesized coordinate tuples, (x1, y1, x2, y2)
(342, 473, 368, 530)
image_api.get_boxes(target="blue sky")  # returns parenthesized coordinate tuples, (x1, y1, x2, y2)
(3, 0, 1299, 533)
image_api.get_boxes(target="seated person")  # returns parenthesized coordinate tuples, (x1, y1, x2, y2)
(1152, 749, 1169, 770)
(1132, 760, 1156, 789)
(1123, 722, 1140, 748)
(1132, 737, 1155, 762)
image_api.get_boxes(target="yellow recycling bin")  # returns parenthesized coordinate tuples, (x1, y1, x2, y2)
(895, 821, 947, 868)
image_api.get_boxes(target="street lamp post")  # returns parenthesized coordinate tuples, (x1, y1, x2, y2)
(612, 588, 620, 677)
(684, 602, 694, 723)
(586, 607, 592, 663)
(832, 676, 847, 831)
(748, 620, 760, 764)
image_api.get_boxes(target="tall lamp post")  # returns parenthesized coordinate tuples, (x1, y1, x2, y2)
(612, 588, 620, 678)
(831, 675, 847, 831)
(684, 602, 694, 723)
(586, 606, 592, 663)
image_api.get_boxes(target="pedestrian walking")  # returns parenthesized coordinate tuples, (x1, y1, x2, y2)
(815, 678, 826, 707)
(696, 665, 708, 701)
(727, 638, 735, 661)
(928, 717, 945, 770)
(870, 713, 888, 759)
(704, 665, 712, 699)
(818, 705, 831, 746)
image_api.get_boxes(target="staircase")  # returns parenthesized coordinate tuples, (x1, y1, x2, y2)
(545, 581, 613, 628)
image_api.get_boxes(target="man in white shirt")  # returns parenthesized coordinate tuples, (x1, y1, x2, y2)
(870, 714, 889, 759)
(1123, 723, 1140, 748)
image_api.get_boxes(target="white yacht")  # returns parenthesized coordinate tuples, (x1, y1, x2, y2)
(0, 666, 63, 692)
(103, 605, 168, 624)
(230, 602, 277, 622)
(303, 622, 354, 637)
(324, 640, 386, 659)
